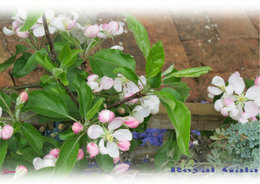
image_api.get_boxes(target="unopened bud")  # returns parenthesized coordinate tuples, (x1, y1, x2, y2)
(117, 107, 125, 115)
(72, 122, 83, 134)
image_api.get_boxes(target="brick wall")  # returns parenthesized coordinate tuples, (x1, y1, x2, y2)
(0, 10, 259, 102)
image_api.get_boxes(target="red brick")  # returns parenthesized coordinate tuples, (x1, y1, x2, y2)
(14, 67, 45, 85)
(172, 11, 219, 41)
(183, 39, 259, 72)
(209, 11, 258, 39)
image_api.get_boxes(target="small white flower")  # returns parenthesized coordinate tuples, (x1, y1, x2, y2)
(33, 154, 57, 170)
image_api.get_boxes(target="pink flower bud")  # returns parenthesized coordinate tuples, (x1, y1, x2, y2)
(77, 148, 84, 160)
(87, 74, 99, 82)
(124, 117, 140, 128)
(112, 163, 129, 175)
(72, 122, 83, 134)
(223, 98, 233, 106)
(1, 124, 14, 140)
(98, 110, 115, 123)
(49, 148, 60, 158)
(118, 141, 131, 151)
(14, 165, 28, 179)
(87, 142, 99, 158)
(113, 157, 120, 163)
(255, 77, 260, 86)
(19, 91, 28, 103)
(84, 24, 100, 38)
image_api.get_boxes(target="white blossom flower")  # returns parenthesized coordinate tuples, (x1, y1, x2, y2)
(87, 118, 132, 158)
(33, 154, 57, 170)
(87, 74, 113, 92)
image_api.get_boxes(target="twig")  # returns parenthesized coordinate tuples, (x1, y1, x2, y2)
(0, 82, 41, 91)
(107, 91, 145, 109)
(42, 14, 56, 62)
(42, 13, 79, 108)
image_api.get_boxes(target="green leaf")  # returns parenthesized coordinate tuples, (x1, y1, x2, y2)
(12, 52, 32, 77)
(0, 55, 16, 73)
(160, 87, 185, 102)
(21, 123, 44, 155)
(126, 15, 150, 59)
(154, 91, 191, 156)
(54, 138, 79, 175)
(19, 11, 43, 32)
(0, 140, 8, 168)
(86, 98, 105, 120)
(59, 44, 82, 69)
(95, 154, 114, 172)
(162, 64, 174, 77)
(163, 82, 190, 102)
(146, 41, 165, 77)
(113, 67, 139, 85)
(52, 68, 69, 86)
(0, 92, 12, 112)
(165, 66, 212, 78)
(35, 52, 56, 72)
(15, 45, 27, 54)
(147, 72, 161, 88)
(23, 90, 71, 121)
(43, 137, 60, 148)
(72, 73, 92, 120)
(89, 49, 136, 78)
(59, 129, 75, 141)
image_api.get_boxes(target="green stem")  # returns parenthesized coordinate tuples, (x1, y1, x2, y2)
(0, 95, 15, 120)
(0, 117, 13, 122)
(25, 38, 38, 51)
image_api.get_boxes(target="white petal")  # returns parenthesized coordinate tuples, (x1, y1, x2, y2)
(87, 125, 104, 139)
(33, 26, 45, 37)
(45, 9, 55, 21)
(113, 78, 122, 92)
(133, 105, 150, 118)
(207, 86, 223, 95)
(212, 76, 225, 87)
(244, 101, 259, 117)
(99, 139, 108, 154)
(245, 86, 260, 100)
(230, 105, 242, 121)
(100, 76, 114, 90)
(125, 82, 139, 94)
(111, 45, 124, 51)
(49, 26, 56, 34)
(228, 72, 245, 95)
(87, 81, 99, 90)
(107, 141, 119, 158)
(225, 85, 234, 96)
(254, 98, 260, 107)
(108, 117, 124, 131)
(214, 99, 223, 111)
(3, 27, 15, 36)
(113, 129, 132, 141)
(51, 17, 65, 31)
(0, 107, 2, 117)
(33, 157, 44, 170)
(43, 159, 56, 168)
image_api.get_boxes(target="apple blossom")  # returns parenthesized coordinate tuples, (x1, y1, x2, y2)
(33, 154, 57, 170)
(13, 165, 28, 179)
(84, 24, 100, 38)
(98, 110, 115, 123)
(118, 141, 131, 151)
(124, 93, 138, 104)
(87, 74, 113, 92)
(49, 148, 60, 158)
(1, 124, 14, 140)
(77, 148, 84, 160)
(123, 117, 140, 128)
(19, 91, 28, 103)
(87, 119, 132, 158)
(87, 142, 99, 158)
(72, 122, 83, 134)
(112, 163, 129, 175)
(141, 95, 160, 114)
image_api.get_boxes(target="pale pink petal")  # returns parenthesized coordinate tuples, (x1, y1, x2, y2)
(228, 72, 245, 95)
(207, 86, 223, 96)
(108, 117, 124, 131)
(214, 99, 223, 111)
(87, 125, 104, 139)
(99, 139, 109, 155)
(3, 27, 15, 36)
(113, 129, 132, 141)
(212, 76, 225, 87)
(113, 78, 122, 92)
(244, 101, 259, 117)
(225, 85, 234, 95)
(113, 163, 129, 175)
(107, 141, 119, 158)
(100, 76, 114, 90)
(245, 86, 260, 100)
(33, 157, 44, 170)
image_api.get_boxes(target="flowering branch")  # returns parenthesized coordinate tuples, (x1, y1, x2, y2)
(107, 91, 145, 109)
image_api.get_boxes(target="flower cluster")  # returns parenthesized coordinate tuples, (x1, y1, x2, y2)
(3, 8, 124, 40)
(208, 72, 260, 123)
